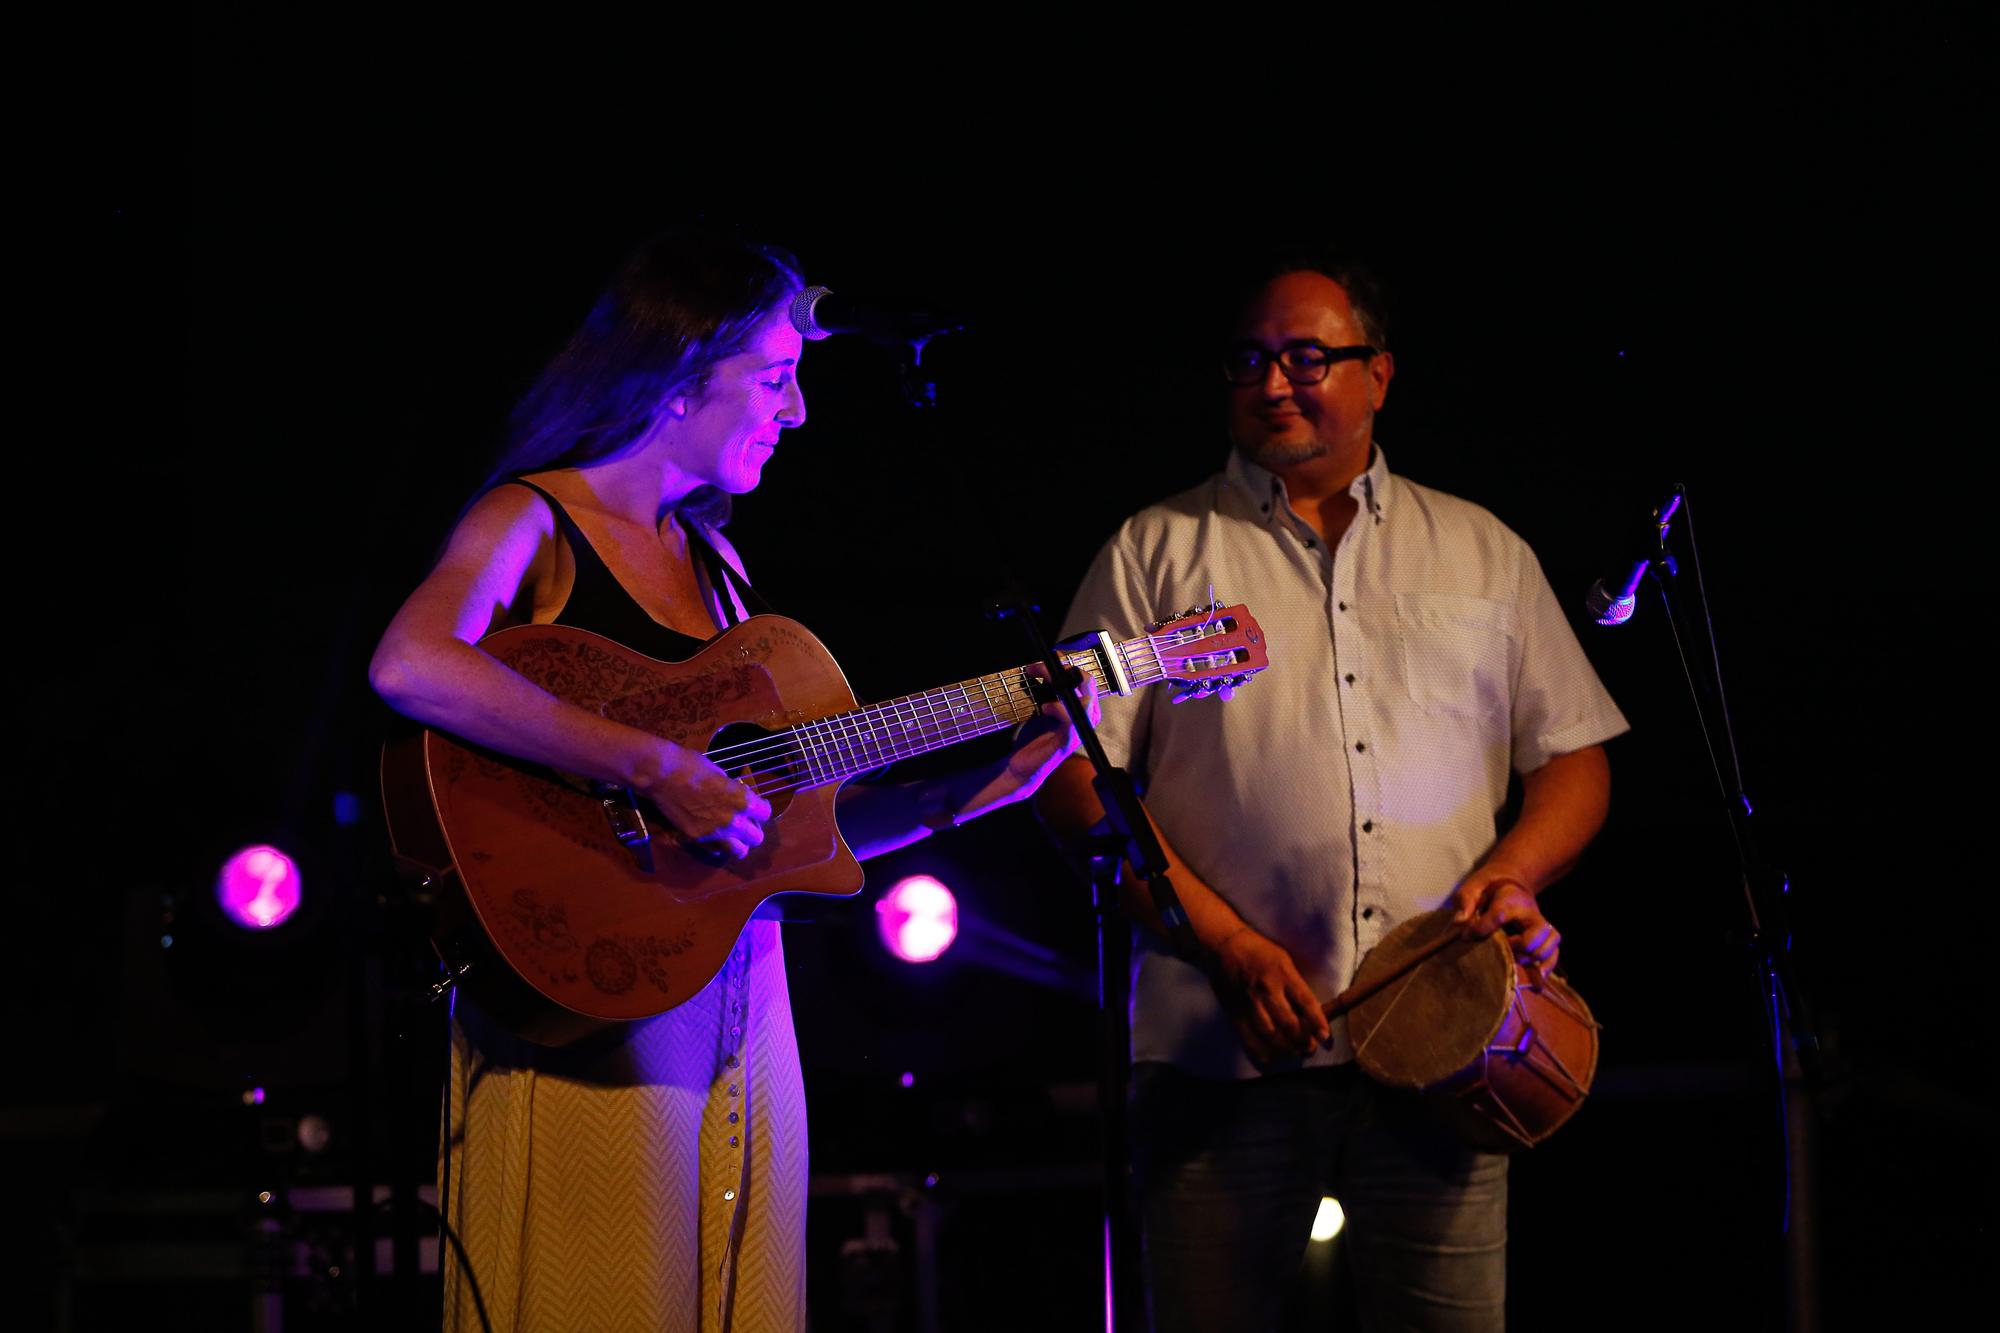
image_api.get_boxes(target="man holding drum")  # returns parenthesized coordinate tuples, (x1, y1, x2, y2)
(1036, 256, 1627, 1332)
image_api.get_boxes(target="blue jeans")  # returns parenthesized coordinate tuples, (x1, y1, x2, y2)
(1130, 1062, 1508, 1333)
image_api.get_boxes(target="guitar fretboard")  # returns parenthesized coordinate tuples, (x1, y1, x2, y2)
(792, 664, 1058, 784)
(701, 620, 1241, 801)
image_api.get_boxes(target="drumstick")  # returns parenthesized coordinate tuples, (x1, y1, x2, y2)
(1320, 922, 1464, 1020)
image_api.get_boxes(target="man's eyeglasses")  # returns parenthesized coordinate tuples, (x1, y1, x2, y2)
(1224, 341, 1378, 387)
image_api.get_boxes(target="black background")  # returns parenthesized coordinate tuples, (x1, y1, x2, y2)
(7, 8, 1980, 1331)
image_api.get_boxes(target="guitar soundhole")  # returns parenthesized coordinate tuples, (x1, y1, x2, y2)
(708, 722, 808, 817)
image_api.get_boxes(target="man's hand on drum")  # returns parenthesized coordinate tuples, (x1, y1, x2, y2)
(1213, 925, 1331, 1064)
(1449, 867, 1560, 983)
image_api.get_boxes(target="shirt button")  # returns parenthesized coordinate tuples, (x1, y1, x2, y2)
(723, 1189, 736, 1201)
(728, 1111, 739, 1124)
(728, 1136, 739, 1147)
(1344, 673, 1356, 684)
(726, 1055, 739, 1069)
(1337, 601, 1347, 611)
(728, 1084, 739, 1096)
(1362, 907, 1375, 920)
(1362, 820, 1374, 833)
(1355, 741, 1367, 752)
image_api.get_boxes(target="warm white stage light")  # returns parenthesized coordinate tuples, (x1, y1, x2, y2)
(1310, 1197, 1346, 1243)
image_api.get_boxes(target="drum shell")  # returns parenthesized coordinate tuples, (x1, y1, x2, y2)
(1347, 910, 1599, 1152)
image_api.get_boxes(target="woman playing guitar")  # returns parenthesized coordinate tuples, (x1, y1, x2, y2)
(368, 228, 1096, 1333)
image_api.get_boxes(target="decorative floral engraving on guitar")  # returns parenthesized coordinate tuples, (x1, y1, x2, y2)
(581, 930, 696, 997)
(585, 938, 637, 994)
(602, 653, 779, 741)
(509, 773, 618, 853)
(494, 888, 581, 987)
(467, 752, 512, 782)
(441, 743, 618, 857)
(628, 931, 696, 992)
(499, 633, 664, 713)
(580, 928, 704, 992)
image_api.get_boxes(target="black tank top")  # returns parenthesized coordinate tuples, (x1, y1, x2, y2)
(506, 479, 768, 657)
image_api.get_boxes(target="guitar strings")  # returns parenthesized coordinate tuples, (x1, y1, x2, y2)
(679, 625, 1241, 789)
(697, 629, 1236, 784)
(602, 633, 1244, 830)
(696, 663, 1069, 771)
(738, 635, 1226, 797)
(713, 669, 1084, 790)
(690, 649, 1102, 765)
(695, 661, 1081, 768)
(699, 654, 1111, 778)
(723, 690, 1052, 798)
(740, 708, 1030, 800)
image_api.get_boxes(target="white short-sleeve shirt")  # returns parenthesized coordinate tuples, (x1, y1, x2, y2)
(1061, 447, 1629, 1078)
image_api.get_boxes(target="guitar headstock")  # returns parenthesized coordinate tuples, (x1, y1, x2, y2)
(1146, 602, 1269, 702)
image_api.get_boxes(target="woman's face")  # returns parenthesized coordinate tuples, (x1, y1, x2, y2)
(673, 307, 807, 494)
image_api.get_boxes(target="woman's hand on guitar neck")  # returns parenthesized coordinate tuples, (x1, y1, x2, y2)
(1002, 666, 1103, 797)
(634, 741, 773, 861)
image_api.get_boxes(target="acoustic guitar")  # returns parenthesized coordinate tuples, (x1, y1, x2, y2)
(382, 604, 1267, 1044)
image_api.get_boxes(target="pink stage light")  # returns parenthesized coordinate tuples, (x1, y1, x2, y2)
(217, 845, 303, 930)
(875, 875, 959, 963)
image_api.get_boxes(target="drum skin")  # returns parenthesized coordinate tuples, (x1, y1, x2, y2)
(1347, 909, 1600, 1152)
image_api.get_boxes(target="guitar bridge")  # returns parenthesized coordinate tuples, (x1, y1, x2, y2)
(602, 796, 650, 846)
(593, 783, 657, 871)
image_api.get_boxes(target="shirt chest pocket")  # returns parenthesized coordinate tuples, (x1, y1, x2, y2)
(1393, 593, 1518, 720)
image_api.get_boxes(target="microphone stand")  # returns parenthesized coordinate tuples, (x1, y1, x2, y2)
(990, 595, 1197, 1333)
(1616, 485, 1824, 1331)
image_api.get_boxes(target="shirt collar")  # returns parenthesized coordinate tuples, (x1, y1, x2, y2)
(1224, 444, 1395, 532)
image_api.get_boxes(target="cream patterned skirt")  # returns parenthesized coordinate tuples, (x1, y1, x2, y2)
(440, 919, 807, 1333)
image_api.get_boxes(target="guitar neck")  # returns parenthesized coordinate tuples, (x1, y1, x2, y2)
(787, 646, 1101, 787)
(697, 609, 1260, 803)
(741, 625, 1210, 792)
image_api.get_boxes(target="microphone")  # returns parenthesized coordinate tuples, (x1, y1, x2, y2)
(1585, 489, 1684, 627)
(787, 285, 966, 346)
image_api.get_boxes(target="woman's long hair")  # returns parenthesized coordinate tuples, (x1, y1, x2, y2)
(482, 227, 804, 525)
